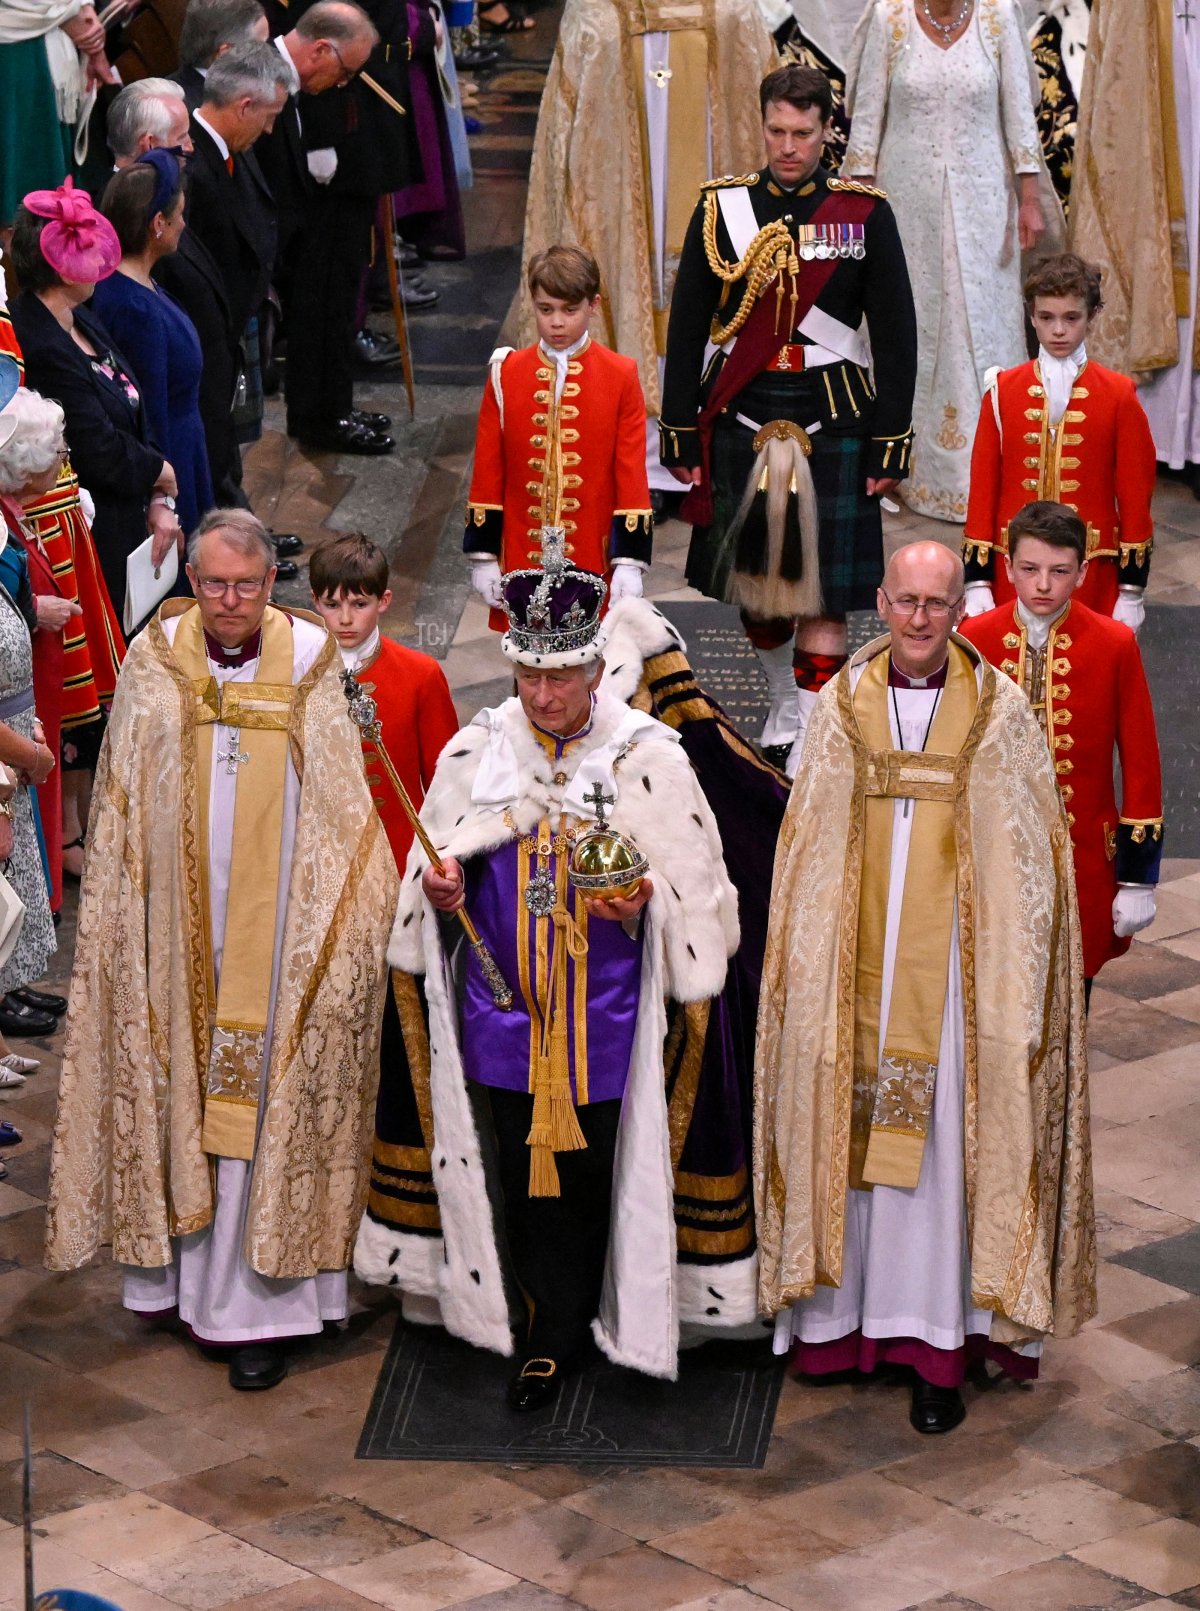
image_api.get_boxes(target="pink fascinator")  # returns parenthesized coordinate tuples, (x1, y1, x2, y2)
(22, 178, 120, 284)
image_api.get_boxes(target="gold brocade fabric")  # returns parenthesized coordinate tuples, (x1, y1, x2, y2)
(172, 606, 295, 1162)
(45, 600, 399, 1280)
(519, 0, 778, 412)
(850, 644, 977, 1191)
(1068, 0, 1181, 375)
(754, 635, 1095, 1346)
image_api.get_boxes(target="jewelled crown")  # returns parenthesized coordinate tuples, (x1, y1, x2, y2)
(501, 526, 607, 669)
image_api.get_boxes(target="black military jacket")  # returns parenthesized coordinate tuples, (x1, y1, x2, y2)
(660, 165, 918, 482)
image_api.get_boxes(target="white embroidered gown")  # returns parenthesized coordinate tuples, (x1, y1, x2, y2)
(846, 0, 1043, 521)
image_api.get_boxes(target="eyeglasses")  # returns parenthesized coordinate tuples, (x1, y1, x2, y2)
(194, 575, 270, 600)
(323, 38, 358, 85)
(880, 588, 963, 620)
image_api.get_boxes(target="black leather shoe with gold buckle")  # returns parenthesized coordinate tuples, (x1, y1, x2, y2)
(506, 1355, 560, 1413)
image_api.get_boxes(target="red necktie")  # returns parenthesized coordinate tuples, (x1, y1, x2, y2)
(225, 155, 234, 176)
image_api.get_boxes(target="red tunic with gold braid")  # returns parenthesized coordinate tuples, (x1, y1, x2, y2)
(1, 306, 124, 707)
(960, 600, 1163, 978)
(464, 336, 653, 629)
(962, 359, 1156, 615)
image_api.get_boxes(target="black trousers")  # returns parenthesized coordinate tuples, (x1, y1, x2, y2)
(487, 1088, 621, 1363)
(284, 191, 374, 434)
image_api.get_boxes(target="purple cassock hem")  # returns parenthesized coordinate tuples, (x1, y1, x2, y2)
(790, 1329, 1040, 1387)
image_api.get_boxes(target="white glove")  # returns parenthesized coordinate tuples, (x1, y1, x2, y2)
(470, 558, 504, 608)
(607, 561, 644, 603)
(306, 148, 338, 184)
(77, 485, 96, 525)
(1112, 588, 1146, 636)
(1113, 885, 1156, 938)
(963, 582, 995, 618)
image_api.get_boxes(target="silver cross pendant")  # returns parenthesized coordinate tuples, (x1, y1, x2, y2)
(217, 739, 250, 777)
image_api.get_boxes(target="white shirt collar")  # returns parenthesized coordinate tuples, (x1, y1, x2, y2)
(538, 332, 589, 401)
(337, 626, 380, 672)
(194, 108, 230, 162)
(273, 33, 302, 94)
(1016, 598, 1069, 651)
(1038, 342, 1086, 425)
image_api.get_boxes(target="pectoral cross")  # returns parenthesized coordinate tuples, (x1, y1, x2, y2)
(1179, 1, 1195, 29)
(217, 738, 249, 777)
(582, 780, 614, 826)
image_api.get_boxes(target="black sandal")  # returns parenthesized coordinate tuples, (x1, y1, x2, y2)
(62, 834, 85, 881)
(479, 1, 534, 31)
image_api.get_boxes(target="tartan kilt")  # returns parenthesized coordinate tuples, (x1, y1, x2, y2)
(685, 371, 883, 620)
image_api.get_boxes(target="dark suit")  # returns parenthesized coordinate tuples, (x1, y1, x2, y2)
(256, 88, 310, 268)
(155, 226, 246, 506)
(280, 0, 420, 435)
(185, 116, 277, 337)
(9, 294, 164, 626)
(171, 63, 206, 110)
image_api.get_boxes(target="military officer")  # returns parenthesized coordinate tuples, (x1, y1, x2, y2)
(660, 62, 917, 774)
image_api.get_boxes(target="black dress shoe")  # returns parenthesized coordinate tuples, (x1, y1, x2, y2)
(506, 1356, 561, 1412)
(9, 986, 67, 1016)
(272, 559, 300, 582)
(455, 44, 501, 68)
(354, 328, 403, 366)
(271, 533, 304, 558)
(910, 1380, 966, 1435)
(229, 1342, 288, 1391)
(0, 997, 57, 1037)
(400, 277, 439, 310)
(351, 408, 393, 432)
(296, 418, 396, 456)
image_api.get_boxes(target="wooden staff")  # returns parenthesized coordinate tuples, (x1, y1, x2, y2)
(341, 671, 513, 1010)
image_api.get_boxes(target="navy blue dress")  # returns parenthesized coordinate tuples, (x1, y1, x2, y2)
(90, 270, 214, 537)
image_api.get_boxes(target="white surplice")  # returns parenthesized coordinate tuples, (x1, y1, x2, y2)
(774, 670, 1039, 1360)
(122, 613, 348, 1342)
(846, 0, 1042, 522)
(1139, 8, 1200, 467)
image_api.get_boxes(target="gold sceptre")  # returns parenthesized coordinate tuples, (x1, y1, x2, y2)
(340, 670, 514, 1011)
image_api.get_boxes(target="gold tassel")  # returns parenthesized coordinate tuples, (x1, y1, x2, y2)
(526, 826, 590, 1196)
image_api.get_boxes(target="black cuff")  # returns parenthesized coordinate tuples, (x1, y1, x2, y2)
(962, 539, 994, 585)
(866, 429, 913, 481)
(658, 420, 701, 470)
(1118, 545, 1151, 590)
(1115, 819, 1163, 885)
(463, 505, 503, 557)
(610, 511, 653, 564)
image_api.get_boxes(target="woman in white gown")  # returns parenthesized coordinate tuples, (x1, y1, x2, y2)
(844, 0, 1045, 522)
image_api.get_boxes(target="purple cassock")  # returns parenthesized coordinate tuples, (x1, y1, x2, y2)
(459, 713, 644, 1107)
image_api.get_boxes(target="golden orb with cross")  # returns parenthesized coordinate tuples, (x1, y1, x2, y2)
(568, 780, 649, 902)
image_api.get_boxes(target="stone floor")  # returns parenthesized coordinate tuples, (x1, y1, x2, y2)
(4, 24, 1200, 1611)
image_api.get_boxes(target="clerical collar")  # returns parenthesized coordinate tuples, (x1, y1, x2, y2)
(888, 658, 947, 690)
(530, 696, 595, 758)
(338, 626, 380, 672)
(204, 626, 261, 666)
(1016, 598, 1068, 651)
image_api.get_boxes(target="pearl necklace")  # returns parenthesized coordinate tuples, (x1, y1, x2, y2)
(921, 0, 971, 39)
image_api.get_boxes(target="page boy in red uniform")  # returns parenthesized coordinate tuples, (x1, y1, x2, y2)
(960, 501, 1162, 993)
(464, 244, 653, 628)
(310, 534, 459, 870)
(962, 254, 1156, 632)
